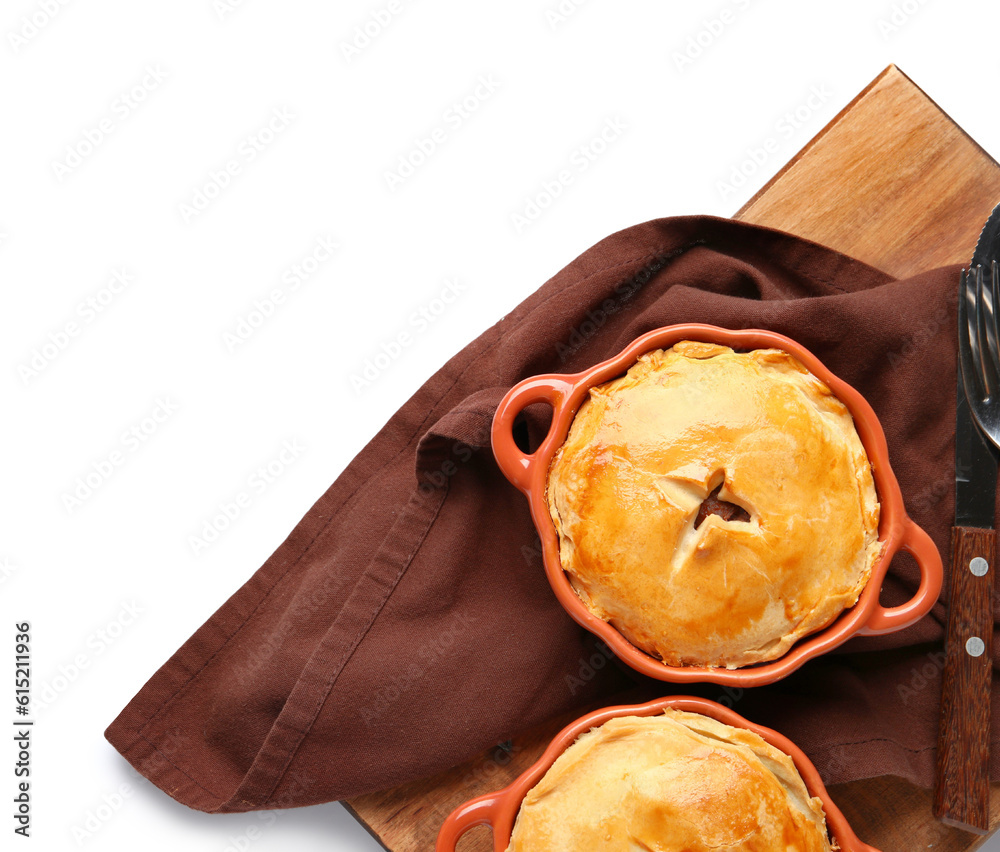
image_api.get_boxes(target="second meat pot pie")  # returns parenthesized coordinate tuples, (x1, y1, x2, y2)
(506, 708, 834, 851)
(546, 340, 882, 669)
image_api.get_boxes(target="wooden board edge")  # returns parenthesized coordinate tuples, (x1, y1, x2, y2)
(734, 64, 900, 221)
(342, 801, 394, 852)
(736, 64, 1000, 224)
(890, 64, 1000, 172)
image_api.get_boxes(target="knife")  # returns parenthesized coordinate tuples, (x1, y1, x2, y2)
(933, 204, 1000, 834)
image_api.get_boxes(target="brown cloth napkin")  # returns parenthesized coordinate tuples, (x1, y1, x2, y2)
(106, 214, 992, 813)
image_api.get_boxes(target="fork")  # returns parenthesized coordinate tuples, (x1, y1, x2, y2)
(962, 261, 1000, 433)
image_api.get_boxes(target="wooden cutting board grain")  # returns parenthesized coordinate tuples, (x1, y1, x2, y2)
(345, 65, 1000, 852)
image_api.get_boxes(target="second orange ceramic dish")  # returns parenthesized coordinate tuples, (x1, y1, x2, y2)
(491, 323, 943, 686)
(436, 696, 881, 852)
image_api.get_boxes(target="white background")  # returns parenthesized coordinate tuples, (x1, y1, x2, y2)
(2, 0, 998, 849)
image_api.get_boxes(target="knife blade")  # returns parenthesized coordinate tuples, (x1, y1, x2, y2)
(933, 204, 1000, 834)
(954, 376, 999, 529)
(973, 202, 1000, 271)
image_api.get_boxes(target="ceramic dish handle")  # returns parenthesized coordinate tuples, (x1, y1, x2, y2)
(435, 793, 503, 852)
(492, 375, 574, 494)
(860, 518, 943, 635)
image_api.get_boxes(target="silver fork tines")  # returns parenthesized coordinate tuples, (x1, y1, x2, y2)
(961, 262, 1000, 407)
(979, 262, 1000, 398)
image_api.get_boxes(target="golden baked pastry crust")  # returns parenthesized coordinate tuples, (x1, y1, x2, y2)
(546, 341, 881, 668)
(506, 709, 834, 852)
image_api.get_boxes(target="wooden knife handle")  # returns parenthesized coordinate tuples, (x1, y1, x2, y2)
(934, 526, 996, 833)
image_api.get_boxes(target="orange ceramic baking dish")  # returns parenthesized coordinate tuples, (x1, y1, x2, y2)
(491, 323, 942, 686)
(436, 695, 881, 852)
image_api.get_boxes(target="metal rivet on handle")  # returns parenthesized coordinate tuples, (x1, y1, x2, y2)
(966, 636, 986, 657)
(970, 557, 989, 577)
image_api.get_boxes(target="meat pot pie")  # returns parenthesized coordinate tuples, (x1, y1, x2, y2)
(546, 341, 881, 668)
(506, 709, 834, 851)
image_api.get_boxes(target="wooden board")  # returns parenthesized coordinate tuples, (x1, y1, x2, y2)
(346, 65, 1000, 852)
(737, 65, 1000, 277)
